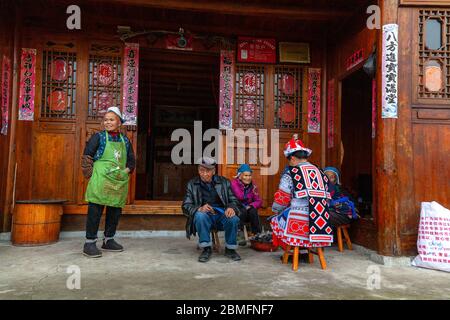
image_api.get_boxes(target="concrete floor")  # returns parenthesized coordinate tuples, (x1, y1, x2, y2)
(0, 236, 449, 300)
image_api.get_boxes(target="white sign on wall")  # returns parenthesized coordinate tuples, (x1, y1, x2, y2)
(382, 24, 399, 119)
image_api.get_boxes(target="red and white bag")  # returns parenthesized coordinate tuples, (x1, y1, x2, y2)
(412, 202, 450, 273)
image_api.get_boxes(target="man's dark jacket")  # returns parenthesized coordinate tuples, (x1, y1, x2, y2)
(182, 175, 241, 239)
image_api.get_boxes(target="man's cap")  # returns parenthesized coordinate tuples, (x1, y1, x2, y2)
(197, 156, 216, 169)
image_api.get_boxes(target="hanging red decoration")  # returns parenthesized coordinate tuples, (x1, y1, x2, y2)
(48, 89, 68, 113)
(97, 63, 114, 86)
(243, 72, 257, 94)
(94, 92, 113, 116)
(242, 100, 258, 122)
(280, 74, 296, 95)
(279, 102, 296, 123)
(50, 57, 69, 81)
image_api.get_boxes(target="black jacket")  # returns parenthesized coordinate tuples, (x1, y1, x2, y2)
(182, 175, 241, 239)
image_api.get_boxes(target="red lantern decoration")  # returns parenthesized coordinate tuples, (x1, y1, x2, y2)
(279, 102, 296, 124)
(243, 72, 257, 94)
(280, 74, 296, 95)
(50, 57, 69, 81)
(97, 63, 113, 86)
(242, 100, 258, 122)
(94, 92, 113, 116)
(48, 89, 68, 113)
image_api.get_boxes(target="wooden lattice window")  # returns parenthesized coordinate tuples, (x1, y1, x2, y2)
(418, 10, 449, 99)
(41, 50, 77, 119)
(88, 44, 122, 120)
(274, 66, 303, 129)
(234, 64, 265, 128)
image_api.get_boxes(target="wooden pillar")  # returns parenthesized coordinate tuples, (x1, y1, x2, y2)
(2, 3, 21, 232)
(375, 0, 400, 256)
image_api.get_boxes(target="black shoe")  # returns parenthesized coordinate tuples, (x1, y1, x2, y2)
(83, 242, 102, 258)
(101, 239, 124, 252)
(224, 248, 241, 261)
(198, 247, 212, 263)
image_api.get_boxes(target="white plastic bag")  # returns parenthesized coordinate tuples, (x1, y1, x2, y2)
(412, 201, 450, 272)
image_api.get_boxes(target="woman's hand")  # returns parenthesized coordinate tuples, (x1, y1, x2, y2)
(124, 168, 131, 174)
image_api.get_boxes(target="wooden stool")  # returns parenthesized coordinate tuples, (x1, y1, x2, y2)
(282, 245, 327, 271)
(336, 224, 353, 252)
(211, 229, 221, 252)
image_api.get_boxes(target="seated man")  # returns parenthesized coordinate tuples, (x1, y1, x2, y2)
(323, 166, 359, 228)
(182, 157, 242, 263)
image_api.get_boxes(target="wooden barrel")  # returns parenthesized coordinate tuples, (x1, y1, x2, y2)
(12, 200, 66, 246)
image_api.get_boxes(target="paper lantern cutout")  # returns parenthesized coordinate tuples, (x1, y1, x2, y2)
(48, 89, 68, 113)
(97, 63, 114, 86)
(50, 57, 69, 81)
(280, 74, 296, 95)
(242, 100, 258, 122)
(94, 92, 114, 116)
(243, 72, 257, 94)
(279, 102, 296, 123)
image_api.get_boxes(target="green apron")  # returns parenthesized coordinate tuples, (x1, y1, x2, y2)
(85, 132, 129, 208)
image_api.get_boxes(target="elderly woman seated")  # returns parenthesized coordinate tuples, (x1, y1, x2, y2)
(230, 164, 263, 243)
(323, 167, 359, 227)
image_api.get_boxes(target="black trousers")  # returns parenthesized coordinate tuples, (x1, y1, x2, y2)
(328, 209, 352, 228)
(239, 206, 262, 234)
(86, 202, 122, 240)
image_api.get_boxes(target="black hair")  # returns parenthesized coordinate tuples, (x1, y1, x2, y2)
(287, 150, 309, 161)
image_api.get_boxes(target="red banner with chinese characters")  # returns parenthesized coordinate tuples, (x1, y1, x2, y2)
(327, 79, 335, 148)
(1, 55, 11, 135)
(372, 78, 377, 139)
(18, 48, 36, 121)
(219, 50, 235, 129)
(237, 37, 276, 63)
(122, 43, 139, 125)
(307, 68, 321, 134)
(346, 48, 364, 71)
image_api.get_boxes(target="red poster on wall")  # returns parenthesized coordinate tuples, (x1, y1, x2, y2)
(18, 48, 36, 121)
(122, 43, 139, 125)
(1, 55, 11, 135)
(237, 37, 276, 63)
(327, 79, 335, 148)
(307, 68, 321, 134)
(219, 50, 235, 129)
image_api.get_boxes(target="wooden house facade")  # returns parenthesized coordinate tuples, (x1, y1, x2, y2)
(0, 0, 449, 256)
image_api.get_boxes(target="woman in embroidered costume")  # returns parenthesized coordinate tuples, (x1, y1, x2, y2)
(81, 107, 136, 258)
(271, 134, 333, 250)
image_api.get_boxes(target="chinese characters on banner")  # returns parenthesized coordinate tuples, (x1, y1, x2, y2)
(1, 55, 11, 135)
(122, 43, 139, 125)
(237, 37, 276, 64)
(372, 78, 377, 138)
(307, 68, 321, 134)
(219, 50, 235, 130)
(327, 79, 335, 148)
(382, 24, 398, 119)
(18, 48, 36, 121)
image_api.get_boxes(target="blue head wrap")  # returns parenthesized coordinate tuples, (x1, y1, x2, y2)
(237, 164, 252, 175)
(323, 166, 341, 185)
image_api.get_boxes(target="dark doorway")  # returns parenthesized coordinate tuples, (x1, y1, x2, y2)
(136, 49, 219, 200)
(341, 68, 373, 218)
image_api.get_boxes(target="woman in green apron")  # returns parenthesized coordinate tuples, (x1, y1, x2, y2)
(81, 107, 135, 258)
